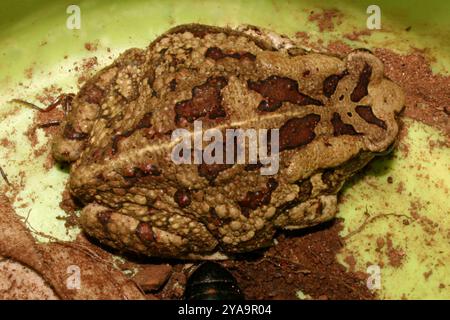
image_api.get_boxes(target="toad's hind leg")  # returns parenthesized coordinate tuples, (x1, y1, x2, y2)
(79, 203, 219, 258)
(274, 195, 338, 230)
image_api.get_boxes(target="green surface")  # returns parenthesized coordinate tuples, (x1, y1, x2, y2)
(0, 0, 449, 299)
(337, 119, 449, 299)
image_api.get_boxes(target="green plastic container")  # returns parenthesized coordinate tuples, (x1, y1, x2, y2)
(0, 0, 449, 299)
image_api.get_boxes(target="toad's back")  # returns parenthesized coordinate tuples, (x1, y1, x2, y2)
(52, 24, 404, 258)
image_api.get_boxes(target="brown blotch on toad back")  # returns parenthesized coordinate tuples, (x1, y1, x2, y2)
(197, 129, 262, 181)
(136, 222, 154, 243)
(198, 162, 231, 182)
(323, 71, 348, 98)
(248, 76, 323, 112)
(197, 135, 243, 182)
(238, 178, 279, 217)
(279, 114, 321, 151)
(355, 105, 387, 129)
(331, 112, 360, 136)
(174, 189, 192, 208)
(175, 76, 228, 124)
(350, 63, 372, 102)
(205, 47, 256, 61)
(111, 113, 153, 154)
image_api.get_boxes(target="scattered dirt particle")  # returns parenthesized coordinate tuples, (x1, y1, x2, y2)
(344, 29, 373, 41)
(77, 57, 99, 85)
(58, 186, 82, 229)
(0, 138, 13, 148)
(386, 234, 405, 268)
(326, 40, 353, 56)
(24, 67, 34, 79)
(344, 254, 357, 272)
(376, 237, 385, 251)
(23, 89, 65, 147)
(84, 41, 98, 52)
(35, 85, 63, 105)
(43, 152, 55, 171)
(396, 181, 405, 194)
(374, 48, 450, 137)
(308, 9, 344, 32)
(423, 270, 433, 280)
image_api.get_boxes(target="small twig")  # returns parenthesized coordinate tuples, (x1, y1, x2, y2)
(22, 210, 112, 266)
(24, 216, 143, 295)
(10, 94, 74, 114)
(10, 99, 45, 112)
(38, 120, 61, 128)
(342, 211, 412, 241)
(21, 208, 147, 298)
(31, 229, 113, 267)
(0, 166, 11, 186)
(24, 209, 32, 225)
(263, 254, 312, 274)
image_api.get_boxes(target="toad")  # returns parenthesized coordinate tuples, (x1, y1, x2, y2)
(52, 24, 404, 259)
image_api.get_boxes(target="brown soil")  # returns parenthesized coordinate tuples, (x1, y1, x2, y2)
(374, 48, 450, 138)
(224, 221, 373, 300)
(77, 57, 99, 85)
(155, 221, 374, 300)
(326, 40, 353, 56)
